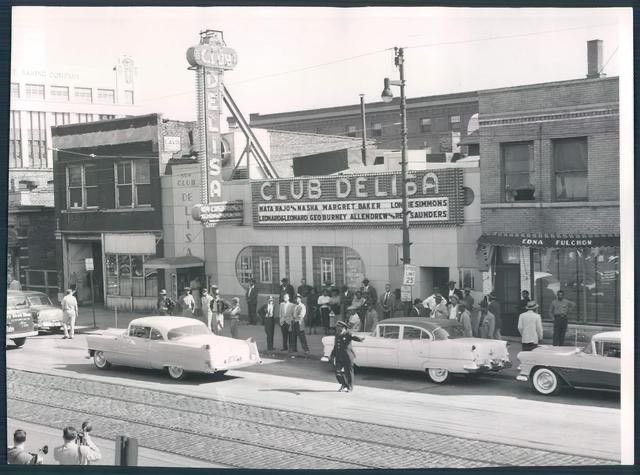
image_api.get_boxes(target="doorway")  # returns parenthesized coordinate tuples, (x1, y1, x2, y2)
(495, 248, 521, 336)
(419, 267, 449, 297)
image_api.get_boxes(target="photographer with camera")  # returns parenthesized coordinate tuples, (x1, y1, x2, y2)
(8, 429, 47, 464)
(53, 422, 101, 465)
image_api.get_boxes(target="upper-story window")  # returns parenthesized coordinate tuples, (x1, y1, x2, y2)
(50, 86, 70, 101)
(554, 137, 588, 201)
(320, 257, 335, 287)
(76, 113, 93, 123)
(97, 88, 115, 104)
(25, 84, 45, 100)
(11, 83, 19, 99)
(372, 123, 383, 137)
(502, 141, 534, 202)
(27, 111, 47, 169)
(346, 125, 357, 137)
(9, 111, 23, 168)
(449, 115, 461, 131)
(115, 159, 151, 208)
(74, 87, 92, 103)
(125, 90, 134, 105)
(67, 163, 98, 209)
(420, 118, 432, 133)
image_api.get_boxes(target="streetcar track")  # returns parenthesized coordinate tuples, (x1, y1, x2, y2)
(8, 380, 504, 468)
(7, 368, 618, 467)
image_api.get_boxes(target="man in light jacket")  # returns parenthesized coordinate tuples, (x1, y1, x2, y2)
(53, 426, 101, 465)
(61, 289, 78, 339)
(518, 300, 544, 351)
(290, 294, 310, 354)
(279, 293, 295, 351)
(456, 303, 473, 337)
(477, 300, 496, 339)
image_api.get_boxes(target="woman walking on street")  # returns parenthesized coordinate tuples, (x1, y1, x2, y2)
(329, 321, 366, 392)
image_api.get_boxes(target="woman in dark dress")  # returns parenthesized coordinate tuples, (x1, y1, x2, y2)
(329, 321, 366, 392)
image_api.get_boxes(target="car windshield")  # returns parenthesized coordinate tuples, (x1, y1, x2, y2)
(167, 324, 210, 341)
(27, 295, 53, 306)
(433, 325, 465, 340)
(7, 296, 28, 308)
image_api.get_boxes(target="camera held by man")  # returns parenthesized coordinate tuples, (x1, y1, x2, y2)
(7, 429, 47, 464)
(53, 421, 102, 465)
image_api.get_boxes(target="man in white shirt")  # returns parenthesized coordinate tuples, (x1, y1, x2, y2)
(279, 293, 295, 351)
(431, 294, 448, 319)
(61, 289, 78, 339)
(201, 288, 214, 331)
(179, 287, 195, 317)
(53, 426, 101, 465)
(448, 294, 460, 320)
(518, 300, 544, 351)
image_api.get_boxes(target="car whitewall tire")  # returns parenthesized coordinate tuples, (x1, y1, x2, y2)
(427, 368, 450, 384)
(93, 351, 111, 370)
(531, 367, 561, 395)
(167, 365, 186, 380)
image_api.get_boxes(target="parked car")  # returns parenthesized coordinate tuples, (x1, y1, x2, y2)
(5, 293, 38, 347)
(516, 331, 620, 395)
(86, 316, 262, 380)
(8, 290, 64, 333)
(320, 317, 511, 384)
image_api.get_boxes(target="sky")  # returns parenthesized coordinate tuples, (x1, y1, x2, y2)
(11, 6, 632, 123)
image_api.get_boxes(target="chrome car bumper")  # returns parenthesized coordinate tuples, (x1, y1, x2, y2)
(463, 360, 512, 373)
(516, 374, 529, 382)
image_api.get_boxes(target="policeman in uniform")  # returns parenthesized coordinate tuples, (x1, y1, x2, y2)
(329, 321, 365, 392)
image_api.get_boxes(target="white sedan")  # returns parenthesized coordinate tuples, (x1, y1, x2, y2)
(86, 316, 261, 380)
(321, 317, 511, 384)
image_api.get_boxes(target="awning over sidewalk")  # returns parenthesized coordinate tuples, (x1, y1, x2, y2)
(144, 256, 204, 269)
(478, 232, 619, 249)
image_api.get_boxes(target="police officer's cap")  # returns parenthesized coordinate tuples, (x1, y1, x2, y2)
(336, 321, 348, 329)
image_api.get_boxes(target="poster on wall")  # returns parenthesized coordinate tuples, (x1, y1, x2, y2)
(251, 169, 464, 227)
(345, 257, 364, 289)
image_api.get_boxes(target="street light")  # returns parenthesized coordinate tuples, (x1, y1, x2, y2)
(381, 47, 410, 265)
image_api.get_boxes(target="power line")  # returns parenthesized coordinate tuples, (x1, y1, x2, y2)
(136, 22, 617, 106)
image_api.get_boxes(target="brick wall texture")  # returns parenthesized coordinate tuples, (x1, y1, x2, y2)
(479, 77, 619, 236)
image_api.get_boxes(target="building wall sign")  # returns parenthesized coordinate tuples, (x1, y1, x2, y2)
(186, 30, 237, 209)
(478, 234, 619, 248)
(163, 136, 181, 153)
(251, 169, 464, 227)
(191, 201, 244, 228)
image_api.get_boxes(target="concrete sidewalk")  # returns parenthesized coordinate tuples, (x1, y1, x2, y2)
(75, 304, 524, 378)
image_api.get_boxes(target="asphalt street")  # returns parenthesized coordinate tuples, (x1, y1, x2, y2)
(6, 331, 621, 468)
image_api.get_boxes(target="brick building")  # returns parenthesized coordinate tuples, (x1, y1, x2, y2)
(248, 91, 479, 159)
(477, 46, 619, 337)
(52, 114, 197, 310)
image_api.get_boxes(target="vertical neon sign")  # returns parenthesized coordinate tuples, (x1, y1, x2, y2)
(186, 30, 238, 205)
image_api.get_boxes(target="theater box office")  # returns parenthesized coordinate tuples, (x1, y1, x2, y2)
(202, 161, 482, 309)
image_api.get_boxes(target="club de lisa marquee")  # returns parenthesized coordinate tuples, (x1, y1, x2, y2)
(251, 168, 465, 227)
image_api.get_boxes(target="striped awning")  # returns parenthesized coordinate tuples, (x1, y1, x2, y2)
(478, 232, 619, 248)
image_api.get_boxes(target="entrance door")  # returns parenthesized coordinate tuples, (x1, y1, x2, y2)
(495, 264, 520, 336)
(91, 242, 104, 303)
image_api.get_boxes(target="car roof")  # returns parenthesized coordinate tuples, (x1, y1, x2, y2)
(377, 317, 461, 331)
(130, 316, 206, 332)
(592, 331, 620, 342)
(7, 290, 47, 296)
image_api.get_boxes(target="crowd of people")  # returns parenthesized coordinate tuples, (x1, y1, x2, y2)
(154, 276, 575, 354)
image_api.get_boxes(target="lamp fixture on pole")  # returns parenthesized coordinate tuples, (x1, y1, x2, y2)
(381, 47, 410, 265)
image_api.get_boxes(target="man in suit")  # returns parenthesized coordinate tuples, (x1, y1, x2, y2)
(379, 283, 396, 319)
(329, 321, 366, 392)
(360, 278, 377, 331)
(258, 295, 276, 351)
(519, 300, 543, 351)
(279, 278, 295, 303)
(446, 281, 464, 303)
(290, 294, 310, 354)
(245, 279, 258, 325)
(477, 300, 496, 339)
(279, 293, 295, 351)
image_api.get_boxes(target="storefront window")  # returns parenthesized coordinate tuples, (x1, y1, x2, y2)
(106, 253, 158, 298)
(320, 258, 335, 286)
(259, 257, 272, 283)
(237, 255, 253, 284)
(532, 247, 619, 325)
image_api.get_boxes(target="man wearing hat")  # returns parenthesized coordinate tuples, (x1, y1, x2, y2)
(201, 288, 214, 328)
(518, 300, 543, 351)
(258, 295, 276, 351)
(157, 289, 175, 316)
(329, 321, 366, 392)
(279, 278, 295, 304)
(446, 281, 464, 303)
(61, 289, 78, 339)
(290, 294, 310, 354)
(360, 278, 377, 331)
(431, 294, 448, 319)
(227, 297, 242, 339)
(477, 299, 496, 339)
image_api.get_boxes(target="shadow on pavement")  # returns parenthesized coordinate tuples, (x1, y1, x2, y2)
(258, 388, 342, 395)
(51, 362, 242, 386)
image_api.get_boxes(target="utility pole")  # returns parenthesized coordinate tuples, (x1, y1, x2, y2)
(397, 48, 410, 265)
(359, 94, 367, 165)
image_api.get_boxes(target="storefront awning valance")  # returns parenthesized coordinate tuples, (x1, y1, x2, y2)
(144, 256, 204, 269)
(478, 233, 619, 248)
